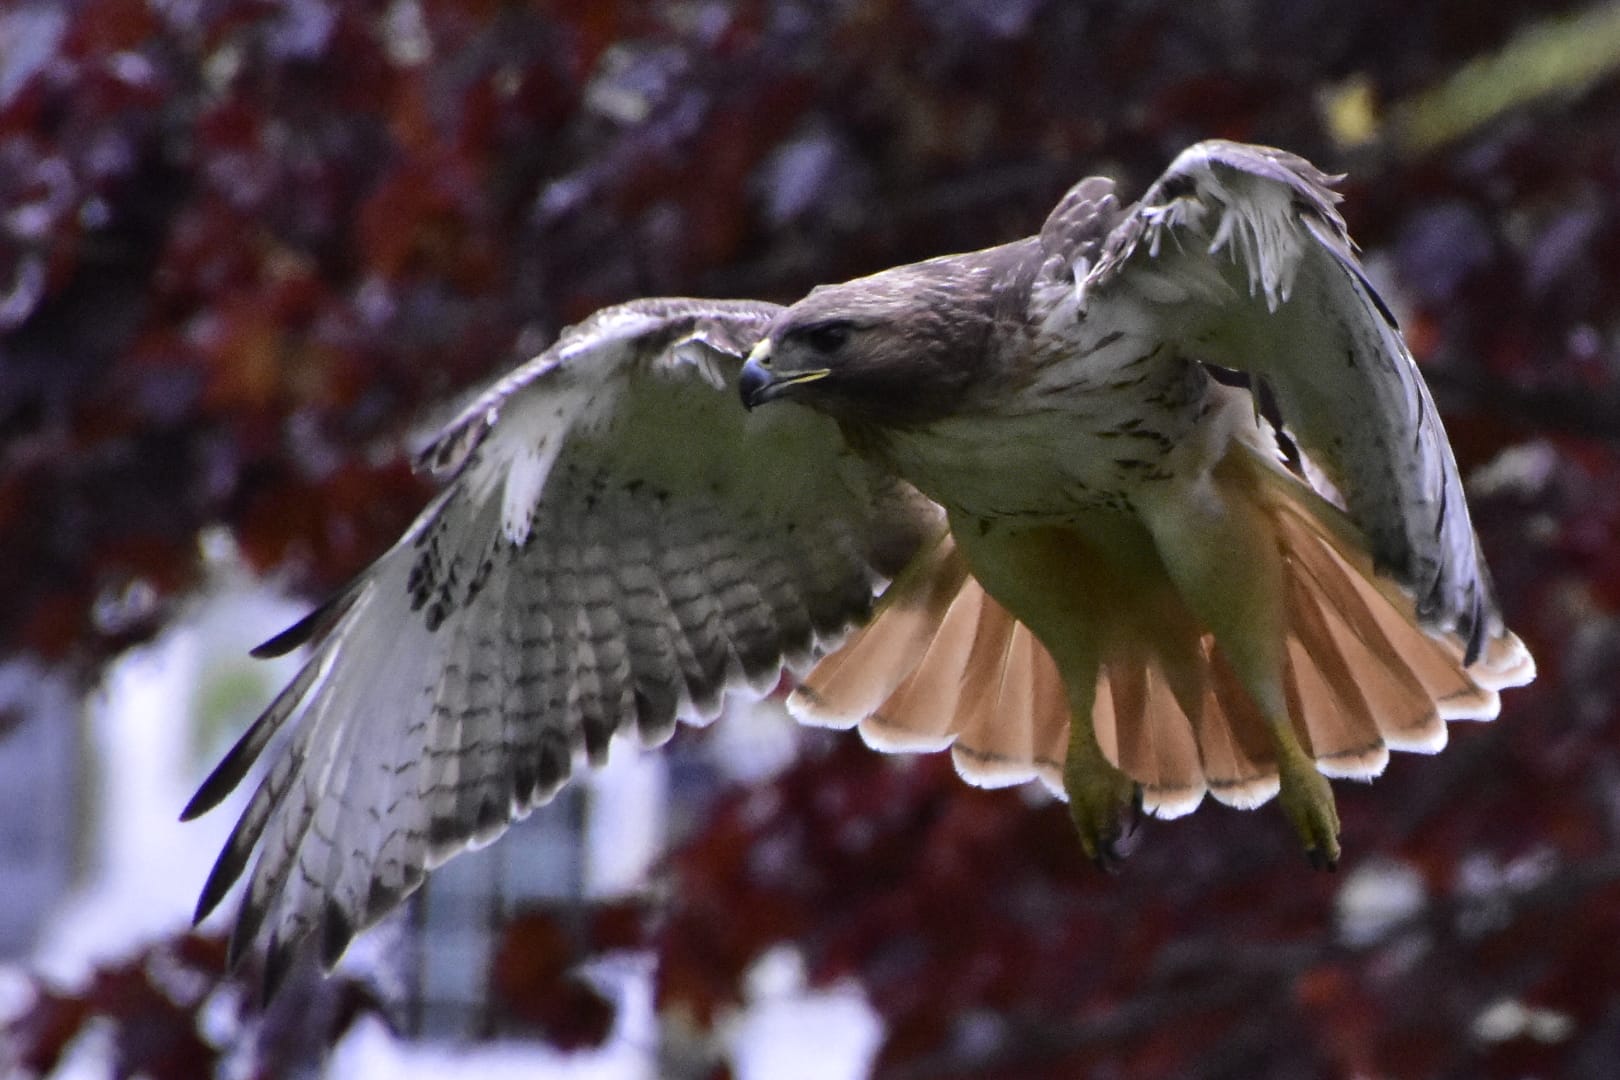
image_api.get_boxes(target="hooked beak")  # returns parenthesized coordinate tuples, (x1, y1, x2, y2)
(738, 340, 830, 410)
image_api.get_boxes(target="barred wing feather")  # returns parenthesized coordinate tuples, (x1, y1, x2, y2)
(1088, 140, 1505, 661)
(183, 298, 940, 989)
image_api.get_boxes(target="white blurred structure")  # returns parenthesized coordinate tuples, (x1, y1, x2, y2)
(8, 539, 883, 1078)
(0, 660, 78, 959)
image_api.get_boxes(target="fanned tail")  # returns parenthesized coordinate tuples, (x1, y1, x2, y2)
(787, 528, 968, 734)
(789, 445, 1534, 820)
(788, 534, 1072, 795)
(1249, 450, 1534, 759)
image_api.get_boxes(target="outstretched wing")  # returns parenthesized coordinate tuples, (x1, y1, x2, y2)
(183, 297, 941, 989)
(1084, 140, 1498, 660)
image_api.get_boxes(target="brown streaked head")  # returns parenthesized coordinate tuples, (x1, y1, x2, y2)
(739, 242, 1036, 427)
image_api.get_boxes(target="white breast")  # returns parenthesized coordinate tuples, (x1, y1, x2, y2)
(878, 329, 1226, 523)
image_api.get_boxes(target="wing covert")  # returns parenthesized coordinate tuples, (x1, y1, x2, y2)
(184, 297, 942, 987)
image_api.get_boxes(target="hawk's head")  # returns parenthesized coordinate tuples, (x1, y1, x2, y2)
(740, 242, 1037, 428)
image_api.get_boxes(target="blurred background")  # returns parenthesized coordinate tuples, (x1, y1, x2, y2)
(3, 0, 1619, 1076)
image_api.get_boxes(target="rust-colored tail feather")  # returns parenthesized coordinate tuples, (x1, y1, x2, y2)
(788, 530, 968, 732)
(863, 576, 985, 753)
(1102, 655, 1206, 818)
(1193, 648, 1280, 809)
(790, 449, 1534, 822)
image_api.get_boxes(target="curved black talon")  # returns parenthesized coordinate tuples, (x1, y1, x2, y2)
(1092, 831, 1127, 874)
(1306, 846, 1339, 872)
(1125, 783, 1145, 838)
(1065, 756, 1142, 871)
(1090, 785, 1144, 873)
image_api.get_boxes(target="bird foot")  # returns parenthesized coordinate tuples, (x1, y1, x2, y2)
(1278, 756, 1341, 870)
(1064, 752, 1141, 871)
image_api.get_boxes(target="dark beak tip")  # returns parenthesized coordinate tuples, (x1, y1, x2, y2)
(737, 358, 771, 410)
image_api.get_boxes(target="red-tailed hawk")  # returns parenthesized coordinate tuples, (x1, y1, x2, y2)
(185, 141, 1534, 990)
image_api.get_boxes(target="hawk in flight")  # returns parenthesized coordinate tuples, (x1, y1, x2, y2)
(185, 141, 1534, 989)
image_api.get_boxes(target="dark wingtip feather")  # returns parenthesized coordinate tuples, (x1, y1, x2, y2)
(632, 683, 679, 747)
(227, 889, 272, 971)
(364, 879, 404, 927)
(320, 899, 355, 969)
(186, 650, 324, 821)
(180, 778, 226, 823)
(182, 731, 261, 821)
(388, 866, 424, 920)
(261, 932, 297, 1002)
(194, 839, 252, 925)
(475, 793, 506, 839)
(251, 589, 357, 658)
(426, 814, 463, 854)
(251, 610, 324, 659)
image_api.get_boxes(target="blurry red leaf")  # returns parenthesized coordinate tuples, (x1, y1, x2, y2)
(19, 586, 91, 657)
(589, 897, 654, 952)
(65, 0, 158, 56)
(201, 306, 284, 411)
(491, 910, 616, 1049)
(12, 989, 91, 1075)
(355, 157, 494, 286)
(1296, 962, 1380, 1076)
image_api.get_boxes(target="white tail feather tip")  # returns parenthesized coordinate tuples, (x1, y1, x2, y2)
(950, 746, 1041, 790)
(1207, 775, 1282, 811)
(1144, 785, 1207, 820)
(1382, 722, 1449, 755)
(785, 688, 862, 730)
(858, 721, 955, 755)
(1316, 743, 1390, 780)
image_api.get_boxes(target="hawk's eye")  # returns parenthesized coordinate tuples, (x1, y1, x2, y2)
(799, 321, 852, 354)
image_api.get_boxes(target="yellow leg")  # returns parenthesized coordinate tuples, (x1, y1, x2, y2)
(1062, 675, 1140, 868)
(1273, 726, 1341, 868)
(948, 514, 1150, 868)
(1139, 465, 1342, 867)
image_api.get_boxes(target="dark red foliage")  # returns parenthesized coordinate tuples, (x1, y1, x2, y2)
(6, 932, 384, 1078)
(5, 0, 1620, 1076)
(490, 903, 653, 1049)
